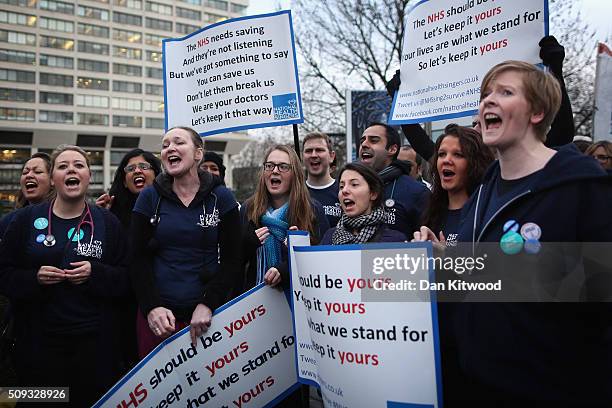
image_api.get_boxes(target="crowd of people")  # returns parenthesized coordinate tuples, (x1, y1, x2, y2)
(0, 35, 611, 408)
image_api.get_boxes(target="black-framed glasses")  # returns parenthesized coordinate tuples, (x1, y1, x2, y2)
(263, 162, 291, 173)
(124, 162, 153, 173)
(594, 155, 611, 162)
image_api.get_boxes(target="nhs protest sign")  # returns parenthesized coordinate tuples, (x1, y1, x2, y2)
(93, 285, 298, 408)
(390, 0, 548, 124)
(163, 10, 303, 136)
(289, 238, 443, 408)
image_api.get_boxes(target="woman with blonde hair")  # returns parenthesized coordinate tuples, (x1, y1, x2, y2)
(130, 126, 241, 357)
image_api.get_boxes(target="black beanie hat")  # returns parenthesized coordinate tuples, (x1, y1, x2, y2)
(203, 151, 226, 179)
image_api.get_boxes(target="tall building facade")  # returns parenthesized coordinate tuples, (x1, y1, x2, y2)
(0, 0, 250, 213)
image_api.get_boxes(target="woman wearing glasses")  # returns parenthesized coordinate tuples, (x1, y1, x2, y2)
(585, 141, 612, 171)
(239, 145, 328, 408)
(240, 145, 329, 290)
(96, 149, 162, 229)
(95, 149, 162, 370)
(0, 145, 129, 407)
(130, 127, 241, 357)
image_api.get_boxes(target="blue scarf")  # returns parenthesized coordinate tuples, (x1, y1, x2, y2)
(256, 203, 289, 284)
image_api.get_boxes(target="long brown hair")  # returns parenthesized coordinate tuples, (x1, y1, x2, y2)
(247, 145, 317, 240)
(422, 124, 494, 233)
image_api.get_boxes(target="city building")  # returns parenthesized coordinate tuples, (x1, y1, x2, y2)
(0, 0, 250, 213)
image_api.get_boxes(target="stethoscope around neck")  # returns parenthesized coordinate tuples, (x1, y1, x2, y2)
(149, 193, 219, 228)
(43, 199, 94, 248)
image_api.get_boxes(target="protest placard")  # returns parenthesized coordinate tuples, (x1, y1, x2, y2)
(93, 285, 298, 408)
(593, 43, 612, 141)
(163, 10, 303, 136)
(289, 239, 442, 407)
(389, 0, 548, 124)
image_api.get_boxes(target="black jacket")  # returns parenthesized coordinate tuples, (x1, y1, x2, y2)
(454, 144, 612, 405)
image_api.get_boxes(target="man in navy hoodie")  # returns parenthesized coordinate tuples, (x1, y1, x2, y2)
(359, 122, 430, 237)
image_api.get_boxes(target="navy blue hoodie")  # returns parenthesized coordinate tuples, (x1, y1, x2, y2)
(455, 144, 612, 405)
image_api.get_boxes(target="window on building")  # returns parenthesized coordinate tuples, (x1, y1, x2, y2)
(0, 29, 36, 46)
(78, 59, 109, 73)
(39, 35, 73, 50)
(112, 97, 142, 111)
(39, 16, 73, 32)
(78, 40, 109, 55)
(112, 11, 141, 26)
(111, 136, 139, 149)
(146, 1, 172, 15)
(113, 63, 141, 77)
(77, 5, 109, 21)
(0, 69, 35, 83)
(178, 0, 200, 5)
(113, 0, 141, 9)
(176, 7, 201, 20)
(0, 49, 35, 65)
(204, 0, 227, 10)
(39, 110, 73, 123)
(77, 113, 109, 126)
(0, 0, 36, 8)
(0, 88, 35, 102)
(113, 46, 141, 60)
(40, 91, 73, 105)
(78, 136, 106, 148)
(145, 67, 162, 79)
(145, 50, 162, 62)
(113, 80, 141, 94)
(176, 22, 199, 35)
(145, 117, 164, 129)
(77, 76, 109, 90)
(144, 33, 166, 48)
(39, 0, 74, 14)
(145, 84, 163, 96)
(113, 28, 141, 43)
(0, 131, 33, 145)
(0, 11, 37, 27)
(144, 100, 164, 112)
(0, 108, 35, 121)
(40, 54, 73, 68)
(145, 17, 172, 31)
(204, 12, 225, 23)
(40, 72, 72, 87)
(113, 115, 142, 128)
(230, 3, 247, 14)
(76, 94, 109, 108)
(77, 23, 109, 38)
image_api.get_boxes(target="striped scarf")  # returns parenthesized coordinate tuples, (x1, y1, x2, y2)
(256, 204, 289, 284)
(332, 207, 385, 245)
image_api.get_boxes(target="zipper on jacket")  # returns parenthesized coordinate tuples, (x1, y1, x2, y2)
(473, 190, 532, 243)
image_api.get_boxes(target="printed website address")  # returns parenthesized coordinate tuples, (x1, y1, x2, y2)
(394, 99, 479, 119)
(399, 75, 480, 98)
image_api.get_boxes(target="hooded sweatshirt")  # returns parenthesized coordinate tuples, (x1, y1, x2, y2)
(130, 170, 241, 319)
(455, 144, 612, 405)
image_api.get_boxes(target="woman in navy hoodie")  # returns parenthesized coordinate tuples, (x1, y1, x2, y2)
(417, 61, 612, 407)
(321, 162, 405, 244)
(130, 127, 241, 357)
(0, 145, 129, 407)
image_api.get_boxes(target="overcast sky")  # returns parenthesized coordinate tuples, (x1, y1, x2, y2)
(247, 0, 611, 42)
